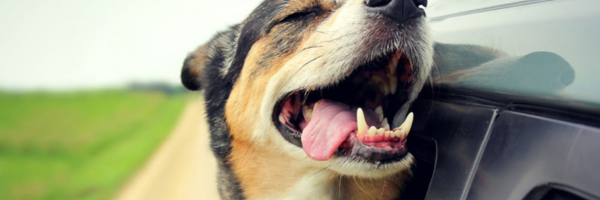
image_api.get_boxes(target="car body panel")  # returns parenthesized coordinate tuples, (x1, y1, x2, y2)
(409, 99, 497, 199)
(468, 111, 600, 199)
(406, 0, 600, 199)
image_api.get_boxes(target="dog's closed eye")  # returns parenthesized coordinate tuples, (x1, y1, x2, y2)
(276, 7, 322, 24)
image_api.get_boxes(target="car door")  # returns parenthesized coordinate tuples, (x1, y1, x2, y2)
(401, 0, 600, 199)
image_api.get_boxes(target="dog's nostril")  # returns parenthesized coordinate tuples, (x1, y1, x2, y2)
(414, 0, 428, 8)
(365, 0, 392, 7)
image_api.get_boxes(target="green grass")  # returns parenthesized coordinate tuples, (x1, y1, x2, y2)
(0, 90, 188, 200)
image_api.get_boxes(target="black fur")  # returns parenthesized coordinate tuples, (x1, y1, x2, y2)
(193, 2, 286, 196)
(181, 54, 201, 90)
(226, 0, 284, 82)
(197, 25, 246, 199)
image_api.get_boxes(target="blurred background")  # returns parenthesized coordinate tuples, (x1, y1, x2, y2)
(0, 0, 262, 199)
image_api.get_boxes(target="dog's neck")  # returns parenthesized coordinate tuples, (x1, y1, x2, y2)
(228, 136, 409, 200)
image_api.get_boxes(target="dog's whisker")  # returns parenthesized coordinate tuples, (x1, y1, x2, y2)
(380, 179, 387, 199)
(244, 139, 261, 165)
(296, 45, 322, 54)
(315, 35, 345, 44)
(279, 55, 324, 93)
(353, 175, 369, 197)
(309, 165, 331, 178)
(338, 175, 343, 198)
(368, 173, 374, 187)
(314, 30, 330, 34)
(240, 140, 257, 166)
(301, 55, 324, 68)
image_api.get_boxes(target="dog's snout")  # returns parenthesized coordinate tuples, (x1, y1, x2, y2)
(364, 0, 427, 22)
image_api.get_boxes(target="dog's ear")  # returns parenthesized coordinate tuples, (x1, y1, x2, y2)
(181, 44, 210, 91)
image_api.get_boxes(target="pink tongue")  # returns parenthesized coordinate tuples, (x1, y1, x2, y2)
(301, 99, 380, 161)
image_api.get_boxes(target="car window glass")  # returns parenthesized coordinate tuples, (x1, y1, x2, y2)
(427, 0, 526, 18)
(427, 0, 600, 108)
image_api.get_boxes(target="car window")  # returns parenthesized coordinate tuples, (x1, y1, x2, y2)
(426, 0, 600, 110)
(427, 0, 529, 19)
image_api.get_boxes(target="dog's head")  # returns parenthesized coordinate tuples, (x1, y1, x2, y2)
(182, 0, 432, 179)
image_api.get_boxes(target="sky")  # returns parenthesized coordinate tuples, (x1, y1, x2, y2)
(2, 0, 597, 102)
(0, 0, 264, 91)
(0, 0, 448, 91)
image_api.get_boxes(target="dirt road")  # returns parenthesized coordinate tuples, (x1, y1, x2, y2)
(113, 99, 220, 200)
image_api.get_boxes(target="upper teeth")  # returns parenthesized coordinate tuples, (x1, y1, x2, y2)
(375, 106, 384, 121)
(395, 112, 413, 139)
(390, 76, 397, 95)
(388, 51, 402, 75)
(357, 108, 368, 137)
(382, 118, 390, 130)
(303, 105, 313, 121)
(302, 103, 319, 122)
(356, 108, 413, 140)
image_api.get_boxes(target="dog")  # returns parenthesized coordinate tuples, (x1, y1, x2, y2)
(181, 0, 433, 199)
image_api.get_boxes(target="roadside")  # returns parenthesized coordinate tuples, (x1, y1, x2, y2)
(113, 98, 220, 200)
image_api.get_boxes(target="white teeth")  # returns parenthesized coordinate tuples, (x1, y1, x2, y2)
(375, 106, 384, 121)
(303, 105, 313, 121)
(390, 76, 397, 95)
(279, 114, 286, 124)
(357, 108, 367, 137)
(384, 130, 391, 137)
(393, 112, 414, 139)
(396, 112, 414, 131)
(301, 103, 317, 122)
(372, 76, 390, 96)
(368, 126, 377, 138)
(376, 128, 385, 136)
(382, 118, 390, 130)
(393, 130, 401, 137)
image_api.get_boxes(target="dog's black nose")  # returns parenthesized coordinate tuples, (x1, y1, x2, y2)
(364, 0, 427, 22)
(365, 0, 392, 7)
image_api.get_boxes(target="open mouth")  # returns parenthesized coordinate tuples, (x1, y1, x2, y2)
(273, 51, 415, 164)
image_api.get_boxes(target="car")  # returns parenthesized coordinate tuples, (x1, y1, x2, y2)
(400, 0, 600, 199)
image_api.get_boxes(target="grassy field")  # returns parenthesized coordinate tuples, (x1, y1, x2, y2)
(0, 90, 188, 200)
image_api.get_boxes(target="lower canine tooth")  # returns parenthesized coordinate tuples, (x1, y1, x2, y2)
(357, 108, 367, 137)
(395, 112, 414, 131)
(393, 112, 414, 138)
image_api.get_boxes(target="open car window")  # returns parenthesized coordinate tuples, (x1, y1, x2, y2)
(426, 0, 600, 114)
(427, 0, 534, 19)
